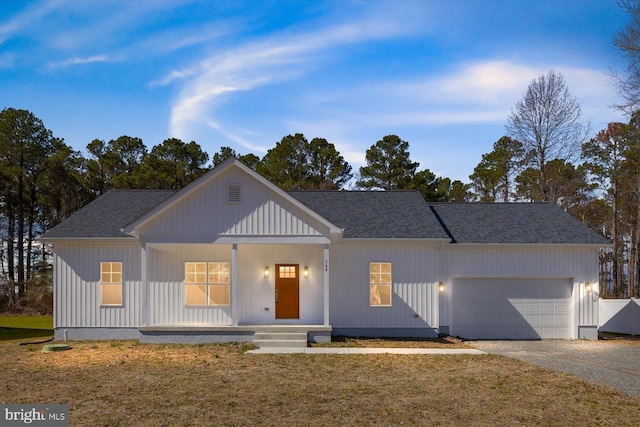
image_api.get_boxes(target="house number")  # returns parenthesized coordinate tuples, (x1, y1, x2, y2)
(325, 260, 328, 272)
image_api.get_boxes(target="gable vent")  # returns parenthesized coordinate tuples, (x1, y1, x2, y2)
(227, 184, 242, 204)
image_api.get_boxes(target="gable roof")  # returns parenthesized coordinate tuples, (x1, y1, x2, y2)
(121, 158, 342, 236)
(289, 190, 450, 239)
(429, 202, 610, 245)
(42, 190, 176, 239)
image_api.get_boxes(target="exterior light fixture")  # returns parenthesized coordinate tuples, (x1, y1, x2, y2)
(264, 266, 270, 278)
(585, 282, 591, 292)
(439, 282, 445, 293)
(304, 266, 309, 278)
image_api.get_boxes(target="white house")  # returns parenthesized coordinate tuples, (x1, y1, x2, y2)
(40, 158, 609, 343)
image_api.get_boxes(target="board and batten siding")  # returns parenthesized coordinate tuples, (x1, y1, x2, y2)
(438, 245, 600, 333)
(238, 244, 324, 324)
(147, 244, 232, 325)
(53, 242, 141, 328)
(329, 242, 440, 330)
(139, 168, 328, 238)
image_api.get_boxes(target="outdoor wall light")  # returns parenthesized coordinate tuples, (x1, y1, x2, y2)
(439, 282, 445, 293)
(585, 281, 591, 292)
(304, 266, 309, 278)
(264, 266, 270, 279)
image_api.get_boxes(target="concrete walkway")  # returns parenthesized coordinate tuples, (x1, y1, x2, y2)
(247, 347, 485, 355)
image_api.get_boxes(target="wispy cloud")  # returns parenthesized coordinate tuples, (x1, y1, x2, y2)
(0, 0, 62, 45)
(49, 54, 117, 68)
(163, 12, 414, 142)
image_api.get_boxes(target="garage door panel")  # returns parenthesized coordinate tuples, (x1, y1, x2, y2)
(453, 278, 573, 339)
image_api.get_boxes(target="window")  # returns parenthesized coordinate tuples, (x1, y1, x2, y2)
(101, 262, 122, 306)
(185, 262, 230, 306)
(278, 265, 296, 279)
(369, 262, 391, 306)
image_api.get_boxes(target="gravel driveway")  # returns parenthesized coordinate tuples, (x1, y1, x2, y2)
(470, 340, 640, 398)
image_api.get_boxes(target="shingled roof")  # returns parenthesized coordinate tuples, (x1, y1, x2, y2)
(41, 187, 610, 246)
(429, 202, 610, 245)
(289, 190, 449, 239)
(42, 190, 176, 239)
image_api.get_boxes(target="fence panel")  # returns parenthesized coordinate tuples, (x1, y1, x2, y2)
(598, 299, 640, 335)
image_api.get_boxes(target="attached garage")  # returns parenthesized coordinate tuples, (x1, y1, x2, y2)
(451, 278, 573, 339)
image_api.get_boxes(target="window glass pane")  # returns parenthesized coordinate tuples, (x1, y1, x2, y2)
(185, 284, 206, 305)
(101, 284, 122, 305)
(101, 262, 122, 284)
(279, 266, 296, 278)
(380, 263, 391, 274)
(209, 285, 230, 305)
(209, 263, 219, 273)
(370, 263, 380, 273)
(219, 263, 230, 275)
(185, 263, 206, 283)
(218, 273, 230, 284)
(370, 284, 391, 306)
(380, 273, 391, 284)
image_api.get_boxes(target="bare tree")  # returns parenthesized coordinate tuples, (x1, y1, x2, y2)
(506, 71, 590, 202)
(613, 0, 640, 113)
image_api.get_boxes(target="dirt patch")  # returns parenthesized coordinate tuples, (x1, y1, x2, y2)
(599, 332, 640, 347)
(0, 340, 638, 426)
(312, 335, 470, 348)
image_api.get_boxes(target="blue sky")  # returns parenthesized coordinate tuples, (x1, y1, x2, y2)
(0, 0, 630, 182)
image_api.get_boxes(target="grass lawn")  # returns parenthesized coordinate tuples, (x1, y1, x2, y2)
(0, 315, 53, 342)
(0, 340, 638, 426)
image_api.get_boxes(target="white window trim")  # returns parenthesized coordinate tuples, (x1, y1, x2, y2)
(100, 261, 123, 306)
(369, 262, 392, 307)
(185, 262, 231, 307)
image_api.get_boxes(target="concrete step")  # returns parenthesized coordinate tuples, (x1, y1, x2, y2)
(254, 332, 308, 341)
(253, 339, 308, 348)
(253, 331, 308, 348)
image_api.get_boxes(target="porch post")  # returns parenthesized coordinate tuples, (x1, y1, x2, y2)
(140, 243, 148, 326)
(323, 244, 330, 326)
(231, 243, 238, 326)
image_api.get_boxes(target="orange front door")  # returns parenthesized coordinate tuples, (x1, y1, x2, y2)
(275, 264, 299, 319)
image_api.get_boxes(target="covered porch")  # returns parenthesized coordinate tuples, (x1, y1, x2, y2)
(139, 242, 332, 337)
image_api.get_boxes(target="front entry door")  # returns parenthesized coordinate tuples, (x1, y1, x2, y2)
(275, 264, 299, 319)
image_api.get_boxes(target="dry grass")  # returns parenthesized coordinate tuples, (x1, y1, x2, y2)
(599, 332, 640, 347)
(1, 340, 638, 426)
(312, 335, 470, 348)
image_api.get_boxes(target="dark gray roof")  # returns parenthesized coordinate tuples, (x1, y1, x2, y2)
(429, 202, 610, 244)
(41, 187, 610, 245)
(289, 191, 450, 239)
(42, 190, 176, 239)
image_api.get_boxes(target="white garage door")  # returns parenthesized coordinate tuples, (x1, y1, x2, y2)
(452, 278, 572, 339)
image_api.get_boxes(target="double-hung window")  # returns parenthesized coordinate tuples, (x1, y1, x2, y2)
(185, 262, 230, 306)
(101, 262, 123, 306)
(369, 262, 392, 306)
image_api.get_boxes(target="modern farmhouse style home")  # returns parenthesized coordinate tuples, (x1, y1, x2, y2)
(41, 158, 609, 344)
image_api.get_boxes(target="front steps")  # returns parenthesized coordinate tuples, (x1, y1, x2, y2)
(253, 331, 308, 348)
